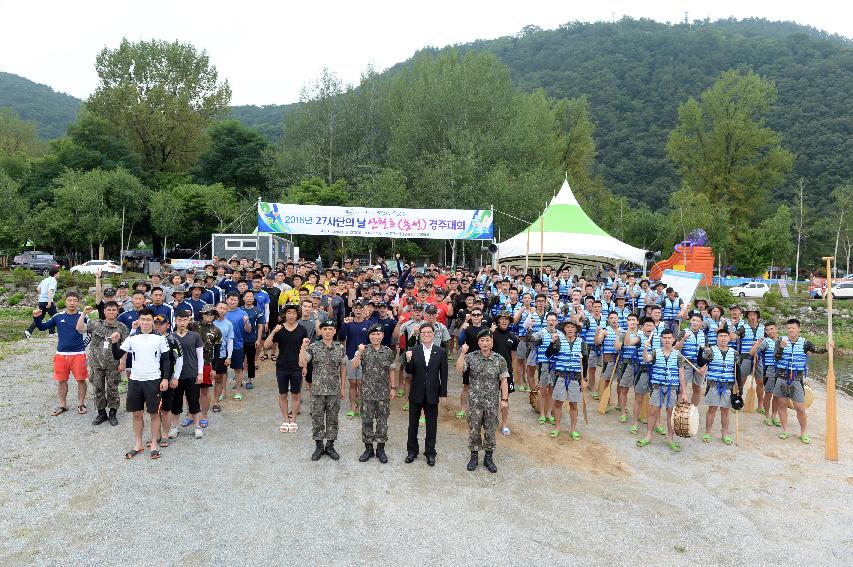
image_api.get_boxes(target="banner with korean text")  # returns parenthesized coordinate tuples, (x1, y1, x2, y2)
(257, 202, 493, 240)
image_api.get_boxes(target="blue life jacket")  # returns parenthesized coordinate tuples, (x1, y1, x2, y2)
(706, 346, 736, 384)
(663, 297, 682, 321)
(727, 319, 745, 349)
(601, 326, 620, 355)
(536, 328, 554, 364)
(705, 317, 722, 345)
(552, 335, 584, 373)
(740, 323, 765, 354)
(614, 306, 631, 329)
(583, 315, 605, 353)
(779, 337, 807, 373)
(621, 330, 640, 363)
(651, 347, 680, 386)
(681, 328, 706, 362)
(761, 337, 777, 368)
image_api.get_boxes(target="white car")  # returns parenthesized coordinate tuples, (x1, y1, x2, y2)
(70, 260, 123, 275)
(816, 281, 853, 299)
(729, 282, 770, 298)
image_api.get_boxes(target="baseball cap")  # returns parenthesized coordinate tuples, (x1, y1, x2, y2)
(102, 287, 116, 296)
(319, 320, 336, 329)
(368, 323, 384, 334)
(476, 328, 493, 339)
(201, 305, 217, 315)
(424, 304, 438, 314)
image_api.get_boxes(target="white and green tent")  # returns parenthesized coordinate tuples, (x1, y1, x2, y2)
(497, 178, 646, 268)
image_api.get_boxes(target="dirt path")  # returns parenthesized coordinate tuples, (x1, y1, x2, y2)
(1, 339, 851, 566)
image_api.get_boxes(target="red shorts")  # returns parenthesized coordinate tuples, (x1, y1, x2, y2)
(54, 353, 88, 382)
(201, 363, 213, 386)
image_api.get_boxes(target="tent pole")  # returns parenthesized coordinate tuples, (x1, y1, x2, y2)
(539, 209, 544, 276)
(525, 224, 530, 274)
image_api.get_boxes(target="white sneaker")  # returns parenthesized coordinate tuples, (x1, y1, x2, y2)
(194, 428, 203, 439)
(168, 426, 179, 439)
(501, 427, 511, 436)
(23, 330, 31, 339)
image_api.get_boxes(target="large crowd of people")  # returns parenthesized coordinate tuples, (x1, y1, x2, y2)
(29, 255, 830, 471)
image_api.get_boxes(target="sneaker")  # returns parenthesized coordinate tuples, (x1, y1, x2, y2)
(501, 426, 511, 436)
(23, 330, 31, 340)
(168, 426, 179, 439)
(194, 428, 203, 439)
(245, 381, 254, 390)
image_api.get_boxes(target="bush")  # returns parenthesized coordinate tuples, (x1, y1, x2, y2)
(56, 269, 96, 289)
(762, 290, 783, 310)
(709, 286, 734, 308)
(11, 268, 36, 287)
(7, 292, 23, 306)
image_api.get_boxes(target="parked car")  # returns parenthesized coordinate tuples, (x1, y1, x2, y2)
(11, 251, 61, 276)
(814, 281, 853, 299)
(70, 260, 123, 275)
(729, 282, 770, 298)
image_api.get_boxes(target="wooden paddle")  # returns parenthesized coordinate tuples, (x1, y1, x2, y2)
(733, 379, 740, 447)
(581, 382, 589, 425)
(598, 352, 621, 414)
(639, 393, 649, 422)
(823, 256, 838, 461)
(743, 355, 758, 413)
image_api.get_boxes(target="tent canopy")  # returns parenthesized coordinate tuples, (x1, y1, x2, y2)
(497, 178, 646, 268)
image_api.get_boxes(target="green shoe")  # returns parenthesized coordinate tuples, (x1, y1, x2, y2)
(590, 391, 600, 400)
(456, 410, 466, 419)
(346, 411, 356, 419)
(118, 383, 127, 394)
(800, 434, 810, 444)
(419, 417, 426, 426)
(549, 429, 560, 437)
(763, 418, 774, 426)
(547, 416, 555, 425)
(778, 432, 790, 440)
(636, 438, 650, 448)
(722, 435, 733, 445)
(629, 425, 638, 435)
(233, 393, 242, 401)
(218, 394, 224, 402)
(772, 418, 782, 427)
(654, 425, 666, 436)
(618, 415, 628, 423)
(570, 431, 581, 440)
(669, 441, 682, 452)
(397, 388, 404, 398)
(757, 408, 766, 416)
(639, 417, 647, 424)
(402, 403, 409, 412)
(702, 433, 711, 443)
(537, 415, 547, 425)
(615, 405, 622, 412)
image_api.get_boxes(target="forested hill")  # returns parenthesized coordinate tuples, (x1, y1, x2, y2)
(0, 72, 81, 139)
(443, 17, 853, 208)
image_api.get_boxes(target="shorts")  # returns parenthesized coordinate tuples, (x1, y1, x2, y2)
(705, 380, 733, 408)
(587, 352, 602, 369)
(773, 376, 805, 403)
(601, 357, 618, 380)
(618, 363, 637, 389)
(516, 339, 528, 360)
(171, 379, 201, 415)
(634, 370, 651, 395)
(201, 363, 213, 387)
(552, 372, 582, 402)
(650, 384, 679, 408)
(126, 379, 162, 414)
(738, 357, 756, 381)
(762, 366, 777, 391)
(160, 386, 175, 413)
(53, 353, 88, 382)
(230, 348, 244, 370)
(346, 358, 363, 382)
(526, 346, 538, 367)
(213, 357, 227, 374)
(684, 364, 704, 386)
(276, 367, 303, 395)
(538, 363, 555, 389)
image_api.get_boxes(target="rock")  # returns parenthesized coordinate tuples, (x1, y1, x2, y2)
(799, 307, 810, 314)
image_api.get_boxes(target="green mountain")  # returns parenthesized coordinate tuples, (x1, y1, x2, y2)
(226, 103, 294, 141)
(0, 72, 81, 139)
(446, 17, 853, 208)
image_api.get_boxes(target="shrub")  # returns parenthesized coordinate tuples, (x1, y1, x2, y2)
(7, 292, 23, 306)
(57, 269, 95, 289)
(763, 290, 783, 310)
(709, 286, 734, 308)
(11, 268, 36, 287)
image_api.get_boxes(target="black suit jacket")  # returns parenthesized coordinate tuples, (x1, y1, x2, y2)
(405, 343, 448, 405)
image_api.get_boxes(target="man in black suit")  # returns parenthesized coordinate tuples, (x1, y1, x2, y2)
(404, 322, 448, 466)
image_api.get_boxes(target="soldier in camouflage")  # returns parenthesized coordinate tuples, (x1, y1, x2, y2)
(300, 320, 347, 462)
(455, 328, 509, 473)
(79, 301, 129, 426)
(351, 324, 396, 463)
(189, 305, 222, 427)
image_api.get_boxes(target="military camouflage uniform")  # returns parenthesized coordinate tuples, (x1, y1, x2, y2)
(84, 319, 130, 410)
(463, 351, 509, 451)
(359, 345, 395, 443)
(304, 340, 347, 441)
(189, 321, 222, 364)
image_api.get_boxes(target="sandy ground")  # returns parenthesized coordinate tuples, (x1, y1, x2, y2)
(1, 338, 852, 567)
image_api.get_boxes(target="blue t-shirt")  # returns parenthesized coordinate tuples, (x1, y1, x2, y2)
(38, 276, 58, 303)
(252, 288, 270, 319)
(200, 287, 221, 306)
(242, 305, 265, 343)
(338, 319, 372, 359)
(213, 318, 234, 359)
(185, 298, 207, 320)
(35, 311, 88, 354)
(117, 309, 140, 331)
(374, 317, 396, 347)
(225, 307, 248, 350)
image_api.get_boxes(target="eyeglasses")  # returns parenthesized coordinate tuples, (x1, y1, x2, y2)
(471, 313, 483, 317)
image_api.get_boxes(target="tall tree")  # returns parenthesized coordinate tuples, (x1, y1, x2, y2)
(86, 39, 231, 177)
(193, 119, 269, 194)
(667, 69, 793, 234)
(0, 107, 44, 158)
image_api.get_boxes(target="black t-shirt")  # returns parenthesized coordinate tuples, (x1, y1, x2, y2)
(96, 300, 124, 321)
(491, 329, 519, 378)
(274, 324, 309, 371)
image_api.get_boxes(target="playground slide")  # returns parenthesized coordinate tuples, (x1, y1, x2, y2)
(650, 245, 714, 286)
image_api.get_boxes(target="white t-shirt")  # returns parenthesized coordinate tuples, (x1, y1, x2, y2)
(120, 333, 169, 381)
(422, 343, 433, 366)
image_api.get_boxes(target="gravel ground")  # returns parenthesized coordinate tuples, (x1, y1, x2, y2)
(2, 338, 852, 567)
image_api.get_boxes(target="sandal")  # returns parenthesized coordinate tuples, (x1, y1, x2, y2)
(346, 411, 356, 419)
(51, 406, 68, 416)
(280, 422, 289, 433)
(150, 449, 161, 459)
(772, 418, 782, 427)
(547, 416, 555, 425)
(234, 393, 243, 401)
(212, 405, 222, 413)
(669, 441, 681, 452)
(456, 411, 466, 419)
(537, 416, 547, 425)
(549, 429, 560, 437)
(290, 422, 299, 432)
(636, 438, 650, 448)
(181, 417, 194, 427)
(501, 427, 511, 436)
(722, 435, 733, 445)
(217, 394, 224, 402)
(570, 431, 581, 440)
(800, 434, 810, 444)
(270, 354, 277, 362)
(402, 403, 409, 411)
(159, 439, 170, 448)
(200, 419, 208, 428)
(763, 418, 774, 426)
(618, 415, 628, 423)
(654, 425, 666, 436)
(125, 448, 144, 459)
(629, 425, 639, 435)
(702, 433, 711, 443)
(778, 432, 790, 440)
(396, 388, 404, 398)
(260, 354, 269, 361)
(639, 417, 647, 424)
(77, 404, 88, 415)
(590, 391, 600, 400)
